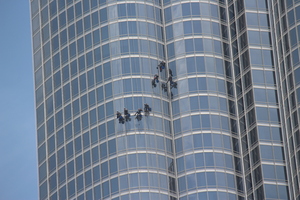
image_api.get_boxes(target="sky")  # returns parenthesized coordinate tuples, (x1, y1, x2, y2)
(0, 1, 38, 200)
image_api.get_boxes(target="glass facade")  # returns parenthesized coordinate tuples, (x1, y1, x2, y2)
(30, 0, 298, 199)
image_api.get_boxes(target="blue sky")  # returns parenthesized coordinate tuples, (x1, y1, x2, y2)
(0, 1, 38, 199)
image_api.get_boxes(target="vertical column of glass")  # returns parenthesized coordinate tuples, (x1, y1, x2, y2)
(32, 0, 177, 199)
(232, 0, 289, 199)
(164, 0, 241, 199)
(227, 0, 250, 199)
(101, 1, 176, 200)
(269, 0, 300, 199)
(228, 0, 255, 198)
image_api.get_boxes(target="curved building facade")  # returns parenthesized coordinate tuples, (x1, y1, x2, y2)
(165, 1, 243, 199)
(31, 0, 297, 200)
(270, 0, 300, 199)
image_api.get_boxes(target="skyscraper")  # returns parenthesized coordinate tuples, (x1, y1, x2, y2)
(30, 0, 298, 199)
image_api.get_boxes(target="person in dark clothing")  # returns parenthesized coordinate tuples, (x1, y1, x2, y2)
(116, 111, 124, 124)
(135, 108, 142, 115)
(124, 108, 131, 121)
(154, 74, 159, 83)
(152, 79, 156, 88)
(144, 103, 151, 116)
(171, 81, 177, 89)
(166, 75, 177, 89)
(169, 68, 173, 77)
(124, 108, 129, 117)
(161, 83, 167, 92)
(166, 76, 173, 84)
(144, 104, 149, 112)
(116, 111, 121, 118)
(134, 108, 143, 121)
(157, 61, 165, 72)
(152, 74, 159, 88)
(119, 116, 125, 124)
